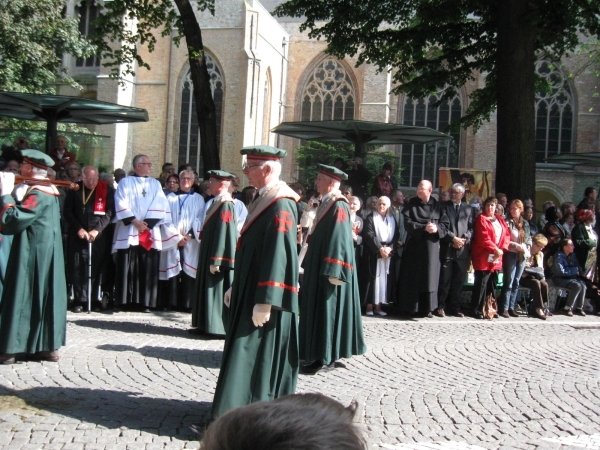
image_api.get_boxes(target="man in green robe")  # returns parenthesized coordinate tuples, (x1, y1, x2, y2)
(299, 164, 367, 375)
(211, 146, 300, 418)
(191, 170, 237, 337)
(0, 150, 67, 364)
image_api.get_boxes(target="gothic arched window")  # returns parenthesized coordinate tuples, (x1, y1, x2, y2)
(178, 55, 224, 173)
(300, 58, 355, 121)
(399, 90, 461, 188)
(535, 60, 574, 162)
(75, 0, 100, 67)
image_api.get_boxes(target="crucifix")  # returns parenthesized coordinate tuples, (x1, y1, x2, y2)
(142, 189, 146, 197)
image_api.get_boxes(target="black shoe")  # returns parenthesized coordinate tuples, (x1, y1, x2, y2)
(299, 360, 323, 375)
(142, 308, 151, 313)
(427, 312, 434, 318)
(73, 306, 83, 313)
(188, 328, 206, 335)
(474, 312, 484, 320)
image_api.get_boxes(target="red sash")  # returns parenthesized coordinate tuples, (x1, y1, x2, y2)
(94, 180, 108, 215)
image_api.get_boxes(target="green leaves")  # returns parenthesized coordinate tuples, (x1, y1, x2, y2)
(275, 0, 600, 131)
(0, 0, 95, 93)
(91, 0, 215, 81)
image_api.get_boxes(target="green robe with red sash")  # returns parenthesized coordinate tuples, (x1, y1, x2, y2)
(211, 181, 300, 418)
(192, 195, 237, 335)
(299, 191, 366, 365)
(0, 185, 67, 355)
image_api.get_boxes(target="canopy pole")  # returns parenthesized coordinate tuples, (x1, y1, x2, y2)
(44, 109, 58, 155)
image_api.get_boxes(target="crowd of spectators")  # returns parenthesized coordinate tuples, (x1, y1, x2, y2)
(1, 138, 598, 320)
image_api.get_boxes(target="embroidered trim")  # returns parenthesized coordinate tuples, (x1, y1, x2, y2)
(257, 281, 299, 293)
(211, 256, 235, 263)
(0, 203, 15, 232)
(324, 257, 353, 270)
(184, 261, 197, 271)
(159, 262, 180, 272)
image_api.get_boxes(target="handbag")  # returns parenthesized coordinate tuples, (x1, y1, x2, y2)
(482, 292, 497, 320)
(524, 266, 544, 280)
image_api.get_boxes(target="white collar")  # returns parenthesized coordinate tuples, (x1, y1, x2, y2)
(258, 181, 277, 196)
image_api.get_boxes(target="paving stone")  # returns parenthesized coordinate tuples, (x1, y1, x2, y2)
(1, 313, 600, 449)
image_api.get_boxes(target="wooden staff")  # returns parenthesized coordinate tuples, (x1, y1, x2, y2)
(14, 176, 80, 191)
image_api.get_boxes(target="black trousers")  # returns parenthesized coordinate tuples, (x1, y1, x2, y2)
(471, 270, 498, 313)
(438, 258, 469, 312)
(519, 276, 548, 310)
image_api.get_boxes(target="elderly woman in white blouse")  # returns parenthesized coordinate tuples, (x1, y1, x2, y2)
(361, 196, 398, 316)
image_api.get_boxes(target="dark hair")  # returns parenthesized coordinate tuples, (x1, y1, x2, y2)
(241, 186, 257, 206)
(179, 163, 193, 172)
(545, 206, 559, 222)
(166, 174, 179, 184)
(460, 172, 475, 184)
(382, 161, 394, 172)
(482, 196, 497, 208)
(200, 393, 366, 450)
(162, 162, 173, 172)
(558, 237, 572, 252)
(584, 187, 596, 197)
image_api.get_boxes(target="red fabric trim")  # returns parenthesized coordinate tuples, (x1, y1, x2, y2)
(116, 208, 128, 213)
(23, 157, 49, 169)
(184, 261, 197, 271)
(318, 169, 342, 181)
(93, 180, 108, 215)
(240, 195, 298, 236)
(247, 155, 281, 161)
(162, 234, 179, 243)
(257, 281, 299, 293)
(211, 256, 235, 263)
(0, 203, 15, 232)
(159, 262, 180, 272)
(324, 257, 353, 270)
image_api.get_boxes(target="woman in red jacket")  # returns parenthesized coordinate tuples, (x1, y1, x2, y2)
(471, 196, 511, 319)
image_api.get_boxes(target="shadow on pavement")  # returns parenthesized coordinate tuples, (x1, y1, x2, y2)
(0, 385, 211, 441)
(70, 319, 198, 338)
(95, 344, 223, 369)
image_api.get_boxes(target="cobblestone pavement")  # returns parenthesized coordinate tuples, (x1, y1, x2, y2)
(1, 312, 599, 449)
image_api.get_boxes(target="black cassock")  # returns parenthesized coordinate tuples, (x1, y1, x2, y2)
(398, 196, 449, 313)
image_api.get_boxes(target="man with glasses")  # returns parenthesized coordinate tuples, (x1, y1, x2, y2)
(64, 166, 114, 313)
(437, 183, 473, 317)
(112, 154, 180, 312)
(0, 150, 67, 364)
(211, 147, 300, 418)
(398, 180, 450, 318)
(65, 161, 82, 183)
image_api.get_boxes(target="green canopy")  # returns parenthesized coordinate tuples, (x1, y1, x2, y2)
(271, 120, 452, 156)
(545, 153, 600, 166)
(0, 91, 149, 153)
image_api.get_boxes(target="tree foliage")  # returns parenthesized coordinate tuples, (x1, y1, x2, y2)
(274, 0, 600, 131)
(0, 0, 95, 93)
(275, 0, 600, 201)
(91, 0, 221, 171)
(294, 141, 398, 193)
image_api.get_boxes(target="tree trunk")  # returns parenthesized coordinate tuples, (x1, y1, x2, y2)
(173, 0, 220, 172)
(495, 0, 536, 201)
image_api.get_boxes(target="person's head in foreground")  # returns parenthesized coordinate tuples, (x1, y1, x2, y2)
(200, 393, 366, 450)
